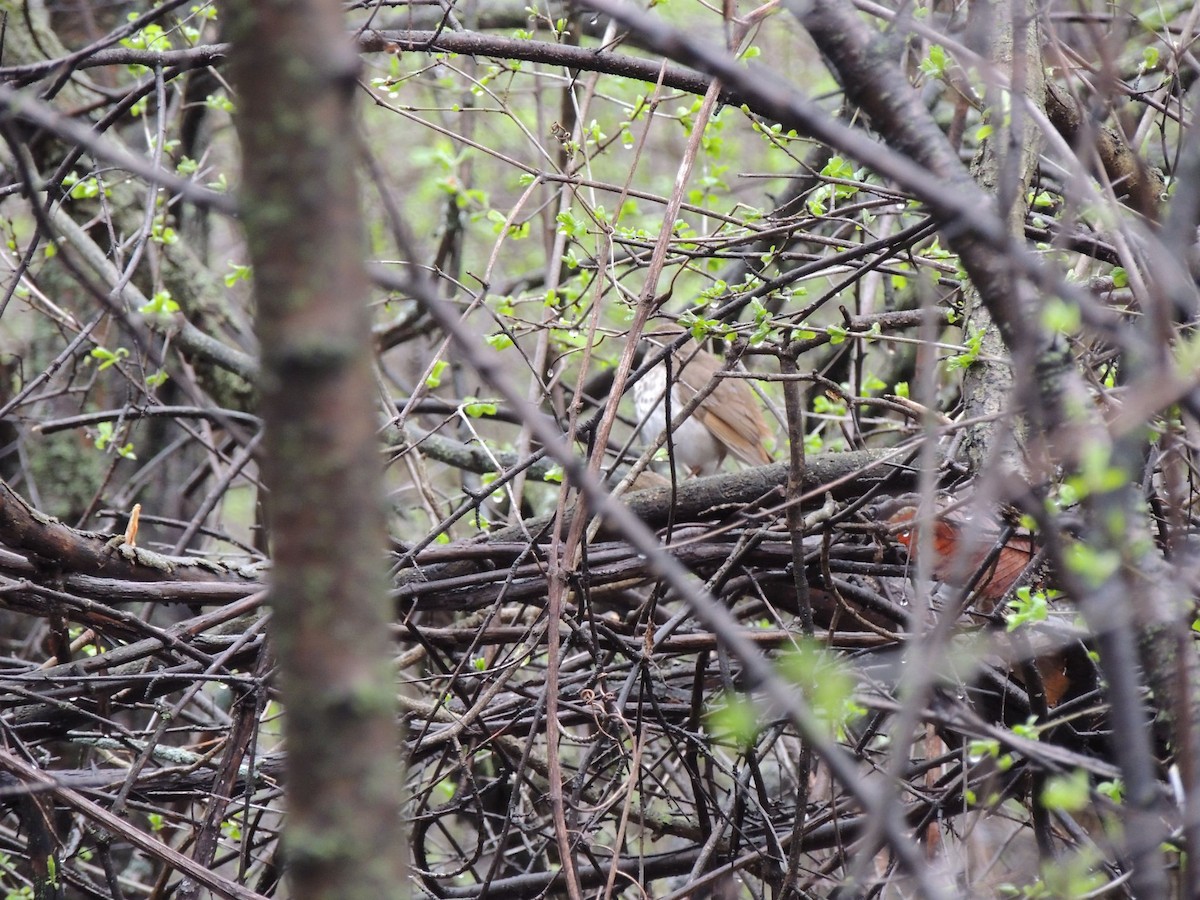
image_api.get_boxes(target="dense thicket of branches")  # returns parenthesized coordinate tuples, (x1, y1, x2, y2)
(0, 0, 1197, 897)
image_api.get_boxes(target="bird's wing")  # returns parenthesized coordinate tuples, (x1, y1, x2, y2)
(676, 344, 773, 466)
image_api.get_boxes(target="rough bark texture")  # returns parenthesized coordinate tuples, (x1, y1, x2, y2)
(225, 1, 407, 898)
(957, 0, 1045, 474)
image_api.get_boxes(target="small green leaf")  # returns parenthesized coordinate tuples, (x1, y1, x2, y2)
(777, 641, 864, 738)
(425, 360, 448, 388)
(225, 262, 252, 286)
(708, 694, 760, 748)
(1004, 586, 1057, 631)
(205, 93, 234, 114)
(967, 738, 1000, 761)
(1064, 541, 1121, 586)
(93, 421, 114, 450)
(1040, 769, 1090, 812)
(945, 329, 983, 370)
(90, 347, 129, 371)
(140, 290, 180, 317)
(1027, 190, 1055, 209)
(919, 44, 948, 77)
(462, 397, 498, 418)
(1041, 298, 1081, 333)
(1012, 716, 1041, 741)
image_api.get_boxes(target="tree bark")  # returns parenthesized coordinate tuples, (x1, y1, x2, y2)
(225, 1, 407, 898)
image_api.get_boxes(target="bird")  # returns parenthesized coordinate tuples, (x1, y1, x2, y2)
(632, 322, 773, 475)
(887, 505, 1035, 603)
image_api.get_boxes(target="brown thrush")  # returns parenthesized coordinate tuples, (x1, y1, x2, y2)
(633, 323, 772, 475)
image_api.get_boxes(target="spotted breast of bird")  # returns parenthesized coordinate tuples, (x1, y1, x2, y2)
(633, 322, 773, 476)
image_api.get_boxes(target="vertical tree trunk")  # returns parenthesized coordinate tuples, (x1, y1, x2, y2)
(225, 2, 407, 897)
(957, 0, 1045, 473)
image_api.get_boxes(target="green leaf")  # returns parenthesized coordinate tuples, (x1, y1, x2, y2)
(67, 176, 102, 200)
(1064, 541, 1121, 586)
(462, 397, 498, 417)
(1012, 716, 1040, 741)
(555, 209, 586, 238)
(919, 44, 948, 77)
(140, 290, 180, 317)
(708, 694, 760, 748)
(90, 346, 129, 370)
(205, 93, 235, 114)
(94, 421, 114, 450)
(1096, 779, 1123, 802)
(946, 329, 983, 370)
(862, 374, 886, 393)
(1004, 586, 1055, 631)
(1040, 768, 1090, 812)
(225, 262, 252, 286)
(425, 360, 448, 388)
(806, 187, 829, 217)
(776, 641, 864, 738)
(1041, 298, 1080, 333)
(967, 738, 1000, 761)
(121, 19, 172, 52)
(1027, 189, 1055, 209)
(820, 156, 855, 181)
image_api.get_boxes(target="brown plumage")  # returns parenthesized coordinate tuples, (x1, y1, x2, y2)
(888, 505, 1035, 602)
(634, 323, 772, 475)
